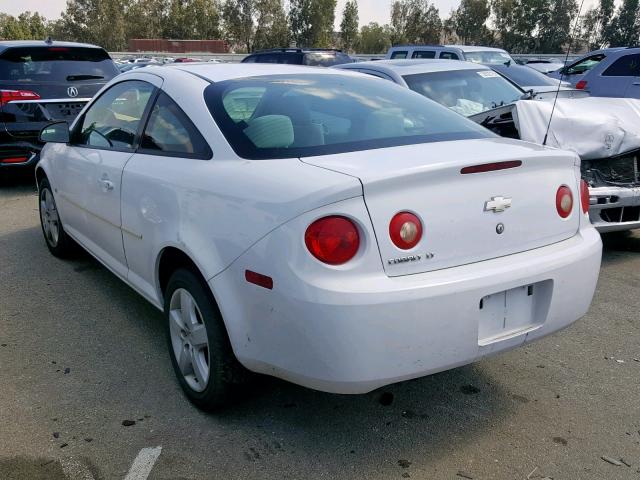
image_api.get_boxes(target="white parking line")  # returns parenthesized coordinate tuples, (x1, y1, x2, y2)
(123, 446, 162, 480)
(60, 458, 96, 480)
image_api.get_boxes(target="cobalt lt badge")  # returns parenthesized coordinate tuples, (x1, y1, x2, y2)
(67, 86, 78, 98)
(496, 223, 505, 234)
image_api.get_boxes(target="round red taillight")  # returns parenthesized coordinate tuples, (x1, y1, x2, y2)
(580, 179, 590, 214)
(556, 185, 574, 218)
(389, 212, 423, 250)
(305, 216, 360, 265)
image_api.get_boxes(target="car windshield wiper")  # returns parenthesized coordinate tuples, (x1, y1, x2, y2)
(66, 74, 104, 81)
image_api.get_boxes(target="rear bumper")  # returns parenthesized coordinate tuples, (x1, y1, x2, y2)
(211, 226, 602, 394)
(588, 185, 640, 232)
(0, 130, 43, 168)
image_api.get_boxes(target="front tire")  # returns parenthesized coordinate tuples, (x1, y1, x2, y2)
(38, 178, 76, 258)
(164, 268, 242, 410)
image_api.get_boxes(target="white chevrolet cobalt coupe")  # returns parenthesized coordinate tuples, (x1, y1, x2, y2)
(36, 64, 602, 409)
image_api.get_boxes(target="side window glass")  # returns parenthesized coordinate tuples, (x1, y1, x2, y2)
(140, 92, 211, 158)
(440, 52, 459, 60)
(243, 55, 257, 63)
(602, 54, 640, 77)
(390, 51, 408, 59)
(77, 80, 154, 150)
(412, 51, 436, 59)
(566, 54, 605, 75)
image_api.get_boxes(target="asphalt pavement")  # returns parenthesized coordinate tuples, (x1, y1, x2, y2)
(1, 173, 639, 480)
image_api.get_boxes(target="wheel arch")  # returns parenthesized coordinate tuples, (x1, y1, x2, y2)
(35, 165, 48, 187)
(156, 246, 222, 312)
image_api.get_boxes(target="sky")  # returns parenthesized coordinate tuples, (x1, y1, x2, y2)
(0, 0, 598, 26)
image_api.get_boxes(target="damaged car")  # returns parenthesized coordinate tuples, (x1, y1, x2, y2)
(335, 59, 640, 232)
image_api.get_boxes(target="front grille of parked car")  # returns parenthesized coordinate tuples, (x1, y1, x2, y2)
(582, 151, 640, 187)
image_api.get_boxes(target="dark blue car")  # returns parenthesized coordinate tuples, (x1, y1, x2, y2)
(0, 39, 119, 173)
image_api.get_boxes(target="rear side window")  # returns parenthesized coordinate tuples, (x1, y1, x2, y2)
(566, 54, 605, 75)
(412, 51, 436, 59)
(204, 74, 492, 160)
(76, 80, 154, 151)
(0, 46, 119, 82)
(140, 92, 211, 159)
(390, 51, 408, 59)
(602, 54, 640, 77)
(440, 52, 459, 60)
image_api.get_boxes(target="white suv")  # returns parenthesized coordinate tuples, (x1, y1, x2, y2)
(386, 45, 515, 64)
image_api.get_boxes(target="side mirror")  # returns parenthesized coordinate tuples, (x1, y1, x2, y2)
(39, 121, 70, 143)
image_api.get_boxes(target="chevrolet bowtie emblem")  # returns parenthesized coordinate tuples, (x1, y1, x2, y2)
(484, 196, 512, 213)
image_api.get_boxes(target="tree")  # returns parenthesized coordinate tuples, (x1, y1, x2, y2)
(390, 0, 442, 45)
(222, 0, 254, 51)
(163, 0, 221, 39)
(608, 0, 640, 46)
(55, 0, 128, 50)
(253, 0, 289, 50)
(124, 0, 167, 40)
(358, 22, 391, 53)
(289, 0, 337, 47)
(0, 12, 49, 40)
(340, 0, 359, 52)
(592, 0, 616, 48)
(222, 0, 288, 52)
(451, 0, 490, 45)
(537, 0, 578, 53)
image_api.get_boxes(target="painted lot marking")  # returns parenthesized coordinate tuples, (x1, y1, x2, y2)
(61, 446, 162, 480)
(124, 446, 162, 480)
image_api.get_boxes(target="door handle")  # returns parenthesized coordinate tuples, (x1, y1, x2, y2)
(100, 179, 114, 192)
(632, 82, 640, 85)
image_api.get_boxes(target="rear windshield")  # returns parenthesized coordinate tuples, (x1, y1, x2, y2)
(464, 50, 513, 65)
(403, 69, 523, 116)
(204, 74, 492, 160)
(304, 52, 353, 67)
(0, 46, 119, 82)
(491, 65, 558, 87)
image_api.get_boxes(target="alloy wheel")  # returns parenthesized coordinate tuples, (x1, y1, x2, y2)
(169, 288, 210, 392)
(40, 188, 60, 247)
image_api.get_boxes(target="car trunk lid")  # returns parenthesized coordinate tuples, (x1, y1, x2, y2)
(302, 138, 580, 276)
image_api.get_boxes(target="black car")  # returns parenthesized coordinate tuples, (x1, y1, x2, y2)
(0, 40, 119, 171)
(242, 48, 354, 67)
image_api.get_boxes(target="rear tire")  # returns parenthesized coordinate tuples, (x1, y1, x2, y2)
(38, 178, 76, 258)
(164, 268, 243, 410)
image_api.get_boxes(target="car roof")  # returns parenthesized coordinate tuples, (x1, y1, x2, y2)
(249, 48, 345, 54)
(445, 45, 509, 53)
(0, 40, 105, 53)
(154, 63, 362, 82)
(337, 59, 489, 76)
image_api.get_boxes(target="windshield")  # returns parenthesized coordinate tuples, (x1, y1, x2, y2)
(464, 50, 514, 64)
(204, 74, 492, 160)
(491, 65, 558, 87)
(0, 47, 119, 82)
(402, 69, 524, 116)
